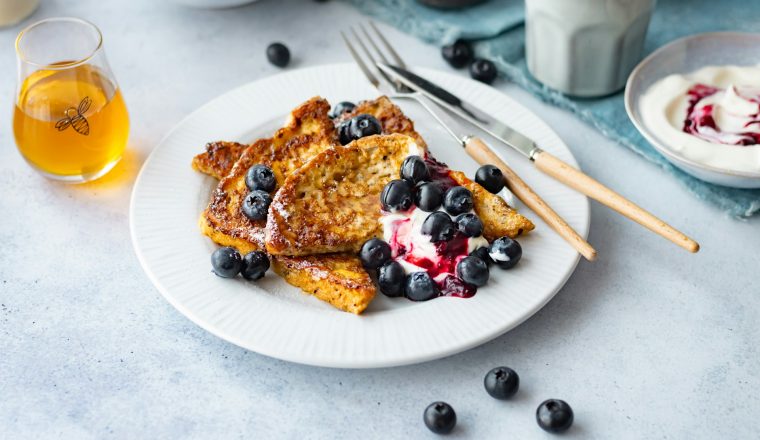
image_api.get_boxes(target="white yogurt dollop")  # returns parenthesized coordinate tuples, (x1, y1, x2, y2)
(639, 65, 760, 173)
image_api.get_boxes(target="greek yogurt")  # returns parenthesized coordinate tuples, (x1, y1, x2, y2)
(380, 207, 489, 298)
(640, 65, 760, 173)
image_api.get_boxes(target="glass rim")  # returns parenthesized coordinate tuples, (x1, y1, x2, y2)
(15, 17, 103, 70)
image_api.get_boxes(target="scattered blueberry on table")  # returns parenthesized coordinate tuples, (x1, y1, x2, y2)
(441, 39, 473, 68)
(424, 401, 457, 434)
(266, 42, 290, 68)
(484, 366, 520, 399)
(470, 59, 498, 84)
(536, 399, 574, 433)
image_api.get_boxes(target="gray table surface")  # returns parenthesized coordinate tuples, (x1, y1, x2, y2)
(2, 1, 758, 438)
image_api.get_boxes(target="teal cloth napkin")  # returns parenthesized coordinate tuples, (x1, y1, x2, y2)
(347, 0, 760, 218)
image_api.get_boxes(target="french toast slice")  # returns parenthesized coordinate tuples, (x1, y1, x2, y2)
(200, 97, 337, 254)
(192, 141, 248, 180)
(265, 134, 421, 256)
(449, 171, 534, 239)
(272, 253, 375, 314)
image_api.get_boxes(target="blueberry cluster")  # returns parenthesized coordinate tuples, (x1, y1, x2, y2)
(362, 159, 524, 301)
(441, 39, 498, 85)
(424, 366, 574, 435)
(241, 164, 276, 221)
(210, 247, 270, 281)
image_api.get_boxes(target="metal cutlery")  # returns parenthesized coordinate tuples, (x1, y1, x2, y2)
(377, 62, 700, 254)
(342, 23, 597, 261)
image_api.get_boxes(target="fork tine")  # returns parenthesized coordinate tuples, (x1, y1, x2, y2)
(369, 21, 407, 69)
(341, 30, 379, 89)
(359, 23, 390, 65)
(353, 26, 404, 91)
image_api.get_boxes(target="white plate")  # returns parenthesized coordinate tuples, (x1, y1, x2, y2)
(625, 32, 760, 188)
(130, 64, 589, 368)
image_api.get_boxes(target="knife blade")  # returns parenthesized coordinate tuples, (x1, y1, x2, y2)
(377, 63, 542, 160)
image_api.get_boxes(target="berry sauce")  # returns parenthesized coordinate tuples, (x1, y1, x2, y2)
(683, 84, 760, 146)
(424, 154, 459, 192)
(384, 211, 476, 298)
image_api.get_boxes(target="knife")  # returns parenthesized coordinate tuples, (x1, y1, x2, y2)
(377, 63, 700, 254)
(412, 95, 598, 261)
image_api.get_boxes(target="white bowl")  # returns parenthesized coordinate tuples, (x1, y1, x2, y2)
(625, 32, 760, 188)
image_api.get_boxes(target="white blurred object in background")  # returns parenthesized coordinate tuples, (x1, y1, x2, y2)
(525, 0, 656, 97)
(0, 0, 39, 27)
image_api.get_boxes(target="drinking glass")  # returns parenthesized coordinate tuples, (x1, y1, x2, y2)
(13, 17, 129, 182)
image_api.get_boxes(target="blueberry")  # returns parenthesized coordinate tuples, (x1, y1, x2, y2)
(421, 211, 457, 242)
(423, 401, 457, 435)
(266, 42, 290, 68)
(378, 261, 405, 297)
(475, 164, 505, 194)
(489, 237, 522, 269)
(211, 247, 243, 278)
(443, 186, 474, 216)
(536, 399, 574, 433)
(241, 251, 270, 281)
(405, 272, 439, 301)
(245, 164, 276, 193)
(346, 114, 382, 143)
(415, 182, 443, 212)
(337, 121, 352, 145)
(454, 213, 483, 237)
(456, 256, 489, 287)
(380, 179, 413, 212)
(329, 101, 355, 119)
(400, 155, 430, 185)
(470, 59, 497, 84)
(470, 246, 493, 266)
(241, 190, 272, 221)
(484, 366, 519, 400)
(359, 238, 392, 270)
(441, 39, 473, 69)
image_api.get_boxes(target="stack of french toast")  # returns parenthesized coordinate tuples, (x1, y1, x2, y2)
(192, 96, 533, 314)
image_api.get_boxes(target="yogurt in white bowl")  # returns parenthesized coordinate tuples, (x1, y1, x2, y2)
(626, 32, 760, 188)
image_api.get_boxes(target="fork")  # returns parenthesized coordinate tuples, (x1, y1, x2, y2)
(342, 22, 598, 261)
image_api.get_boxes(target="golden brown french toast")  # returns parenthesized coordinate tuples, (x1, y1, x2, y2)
(200, 97, 337, 254)
(272, 253, 375, 314)
(192, 141, 248, 180)
(265, 134, 422, 256)
(449, 171, 534, 239)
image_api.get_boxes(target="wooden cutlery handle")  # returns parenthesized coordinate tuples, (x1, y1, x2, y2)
(532, 150, 700, 253)
(464, 137, 598, 262)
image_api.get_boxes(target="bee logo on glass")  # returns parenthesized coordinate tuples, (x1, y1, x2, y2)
(55, 96, 91, 136)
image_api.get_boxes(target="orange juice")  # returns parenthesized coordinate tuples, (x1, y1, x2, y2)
(13, 63, 129, 177)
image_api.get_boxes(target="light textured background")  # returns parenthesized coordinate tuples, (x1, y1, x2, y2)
(1, 1, 758, 439)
